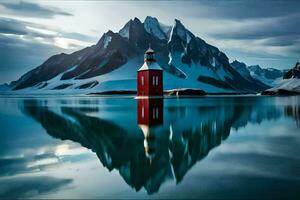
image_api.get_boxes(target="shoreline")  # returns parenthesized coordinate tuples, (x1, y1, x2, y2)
(1, 89, 299, 98)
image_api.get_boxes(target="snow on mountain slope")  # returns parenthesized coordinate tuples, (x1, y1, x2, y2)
(264, 78, 300, 94)
(230, 60, 252, 79)
(263, 62, 300, 94)
(250, 71, 282, 86)
(231, 60, 284, 87)
(119, 22, 130, 39)
(1, 57, 231, 95)
(1, 16, 270, 95)
(0, 84, 10, 92)
(159, 23, 172, 38)
(275, 78, 300, 92)
(168, 52, 232, 84)
(144, 16, 167, 40)
(169, 19, 193, 43)
(283, 62, 300, 79)
(167, 20, 269, 92)
(248, 65, 284, 86)
(103, 35, 112, 49)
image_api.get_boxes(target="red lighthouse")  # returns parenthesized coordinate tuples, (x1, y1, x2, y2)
(137, 47, 163, 97)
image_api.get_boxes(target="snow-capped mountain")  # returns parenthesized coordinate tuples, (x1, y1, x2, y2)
(0, 83, 10, 92)
(283, 62, 300, 79)
(262, 62, 300, 95)
(231, 60, 285, 87)
(248, 65, 285, 86)
(2, 16, 271, 94)
(143, 16, 170, 40)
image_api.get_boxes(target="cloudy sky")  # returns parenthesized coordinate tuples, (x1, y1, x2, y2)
(0, 0, 299, 84)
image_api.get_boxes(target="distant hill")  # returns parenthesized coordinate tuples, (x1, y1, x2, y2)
(262, 62, 300, 95)
(230, 60, 286, 87)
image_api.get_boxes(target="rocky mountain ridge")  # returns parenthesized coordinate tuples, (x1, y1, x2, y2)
(3, 16, 272, 94)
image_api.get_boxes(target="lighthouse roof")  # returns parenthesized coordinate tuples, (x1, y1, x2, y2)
(138, 61, 162, 71)
(145, 47, 155, 54)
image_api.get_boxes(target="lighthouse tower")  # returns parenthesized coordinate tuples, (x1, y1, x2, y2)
(137, 47, 163, 97)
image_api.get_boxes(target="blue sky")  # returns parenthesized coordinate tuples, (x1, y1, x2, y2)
(0, 0, 299, 84)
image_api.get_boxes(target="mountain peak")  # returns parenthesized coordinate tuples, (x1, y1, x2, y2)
(283, 61, 300, 79)
(174, 18, 181, 24)
(106, 30, 114, 36)
(96, 30, 115, 47)
(144, 16, 157, 22)
(119, 17, 143, 39)
(248, 65, 262, 71)
(133, 17, 141, 23)
(169, 18, 193, 43)
(5, 16, 271, 94)
(143, 16, 167, 40)
(231, 60, 246, 66)
(173, 18, 184, 29)
(231, 60, 251, 78)
(173, 19, 187, 30)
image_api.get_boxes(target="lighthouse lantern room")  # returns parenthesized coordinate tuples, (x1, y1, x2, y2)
(137, 47, 163, 97)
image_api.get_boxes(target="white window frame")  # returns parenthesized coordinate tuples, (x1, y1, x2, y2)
(152, 108, 155, 119)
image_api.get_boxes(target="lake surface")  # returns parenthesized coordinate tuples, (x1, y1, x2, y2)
(0, 95, 299, 199)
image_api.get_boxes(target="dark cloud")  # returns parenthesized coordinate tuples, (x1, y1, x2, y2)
(0, 18, 27, 35)
(0, 33, 69, 84)
(287, 45, 300, 55)
(0, 176, 72, 198)
(224, 48, 297, 69)
(212, 14, 300, 41)
(63, 32, 98, 43)
(0, 157, 29, 176)
(0, 34, 65, 58)
(210, 13, 300, 57)
(0, 152, 60, 176)
(0, 1, 72, 18)
(177, 0, 300, 20)
(0, 17, 97, 41)
(0, 17, 58, 38)
(0, 156, 68, 198)
(0, 17, 96, 84)
(262, 36, 298, 47)
(159, 1, 300, 58)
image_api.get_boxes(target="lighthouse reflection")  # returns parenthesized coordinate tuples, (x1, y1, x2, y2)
(137, 98, 163, 126)
(17, 97, 300, 195)
(137, 98, 164, 161)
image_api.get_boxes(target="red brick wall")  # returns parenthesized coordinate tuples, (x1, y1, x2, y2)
(137, 70, 163, 96)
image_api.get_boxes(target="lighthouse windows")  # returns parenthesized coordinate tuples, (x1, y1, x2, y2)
(152, 107, 159, 119)
(153, 108, 155, 119)
(152, 76, 159, 86)
(141, 76, 144, 85)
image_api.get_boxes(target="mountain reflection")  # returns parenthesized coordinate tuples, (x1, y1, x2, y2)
(285, 105, 300, 127)
(19, 97, 300, 194)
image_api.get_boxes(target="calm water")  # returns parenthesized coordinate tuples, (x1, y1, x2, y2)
(0, 95, 299, 199)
